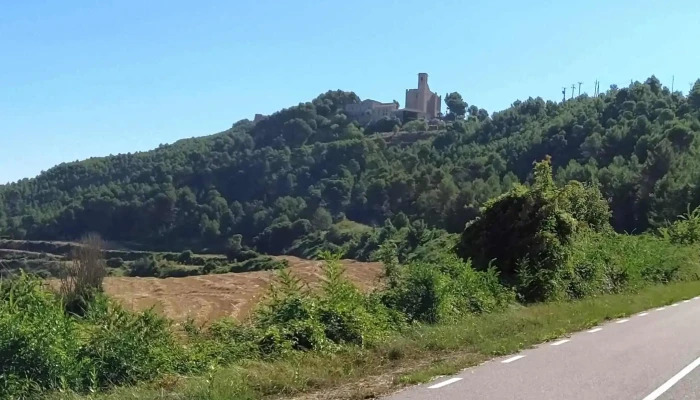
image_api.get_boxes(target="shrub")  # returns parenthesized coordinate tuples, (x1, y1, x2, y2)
(78, 300, 182, 388)
(106, 257, 124, 268)
(0, 274, 199, 398)
(456, 157, 611, 302)
(566, 230, 700, 297)
(128, 255, 162, 277)
(0, 274, 81, 398)
(230, 256, 287, 273)
(380, 253, 512, 323)
(253, 252, 392, 354)
(402, 119, 428, 132)
(658, 204, 700, 245)
(178, 250, 194, 264)
(60, 233, 107, 315)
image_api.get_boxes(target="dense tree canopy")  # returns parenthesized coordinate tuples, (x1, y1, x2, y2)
(1, 76, 700, 256)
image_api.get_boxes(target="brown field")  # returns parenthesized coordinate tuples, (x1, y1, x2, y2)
(103, 256, 384, 325)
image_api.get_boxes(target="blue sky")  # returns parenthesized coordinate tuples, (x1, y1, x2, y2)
(2, 0, 699, 184)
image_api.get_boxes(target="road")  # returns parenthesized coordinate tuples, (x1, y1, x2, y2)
(383, 296, 700, 400)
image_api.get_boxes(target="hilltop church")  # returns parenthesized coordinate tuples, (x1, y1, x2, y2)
(344, 73, 442, 124)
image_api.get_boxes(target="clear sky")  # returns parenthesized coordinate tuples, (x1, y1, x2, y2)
(2, 0, 699, 184)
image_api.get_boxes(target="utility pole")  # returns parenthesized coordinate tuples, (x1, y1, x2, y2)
(562, 87, 567, 103)
(571, 84, 576, 100)
(671, 75, 674, 92)
(578, 82, 583, 96)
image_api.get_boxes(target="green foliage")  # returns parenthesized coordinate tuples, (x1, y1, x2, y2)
(2, 76, 700, 260)
(0, 274, 80, 398)
(178, 249, 194, 264)
(253, 252, 392, 354)
(0, 274, 201, 399)
(77, 301, 180, 388)
(657, 205, 700, 245)
(402, 119, 428, 132)
(445, 92, 468, 118)
(380, 252, 513, 323)
(457, 157, 611, 302)
(365, 116, 401, 135)
(310, 207, 333, 231)
(566, 230, 700, 297)
(127, 255, 200, 278)
(105, 257, 124, 268)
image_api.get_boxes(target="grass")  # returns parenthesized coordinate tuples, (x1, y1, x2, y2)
(55, 280, 700, 400)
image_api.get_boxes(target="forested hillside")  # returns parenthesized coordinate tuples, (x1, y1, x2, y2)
(2, 77, 700, 256)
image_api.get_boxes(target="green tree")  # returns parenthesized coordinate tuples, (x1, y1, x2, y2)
(445, 92, 467, 117)
(311, 207, 333, 231)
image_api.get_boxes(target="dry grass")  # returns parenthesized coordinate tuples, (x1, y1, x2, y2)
(59, 233, 107, 310)
(102, 256, 384, 324)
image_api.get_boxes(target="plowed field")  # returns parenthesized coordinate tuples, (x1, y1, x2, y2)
(103, 256, 384, 324)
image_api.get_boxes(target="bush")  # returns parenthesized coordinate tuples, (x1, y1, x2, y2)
(106, 257, 124, 268)
(60, 233, 107, 315)
(380, 253, 512, 323)
(128, 255, 162, 277)
(128, 255, 201, 278)
(253, 252, 391, 354)
(566, 230, 700, 298)
(78, 299, 181, 387)
(178, 250, 194, 264)
(0, 274, 195, 398)
(658, 205, 700, 245)
(230, 256, 288, 273)
(456, 157, 611, 302)
(402, 119, 428, 132)
(0, 275, 81, 398)
(364, 116, 401, 135)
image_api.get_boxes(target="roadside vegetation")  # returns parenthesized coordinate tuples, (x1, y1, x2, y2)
(3, 159, 700, 400)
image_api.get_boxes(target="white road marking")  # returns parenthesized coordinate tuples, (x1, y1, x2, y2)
(638, 312, 649, 317)
(588, 328, 603, 333)
(671, 303, 679, 307)
(683, 300, 690, 303)
(616, 319, 629, 324)
(694, 296, 699, 300)
(551, 339, 570, 346)
(656, 307, 666, 311)
(641, 355, 700, 400)
(502, 355, 525, 364)
(428, 377, 463, 389)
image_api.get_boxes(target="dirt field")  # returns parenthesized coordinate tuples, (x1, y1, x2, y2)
(103, 256, 384, 324)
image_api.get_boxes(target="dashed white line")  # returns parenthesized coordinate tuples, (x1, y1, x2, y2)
(551, 339, 570, 346)
(671, 303, 679, 307)
(694, 296, 699, 300)
(683, 300, 690, 303)
(656, 307, 666, 311)
(428, 377, 463, 389)
(588, 328, 603, 333)
(642, 355, 700, 400)
(638, 312, 649, 317)
(616, 319, 629, 324)
(502, 355, 525, 364)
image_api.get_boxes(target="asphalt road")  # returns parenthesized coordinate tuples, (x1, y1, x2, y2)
(383, 296, 700, 400)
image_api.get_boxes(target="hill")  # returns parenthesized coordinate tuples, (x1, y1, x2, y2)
(1, 77, 700, 258)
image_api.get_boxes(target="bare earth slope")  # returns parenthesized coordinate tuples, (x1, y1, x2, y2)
(103, 256, 384, 324)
